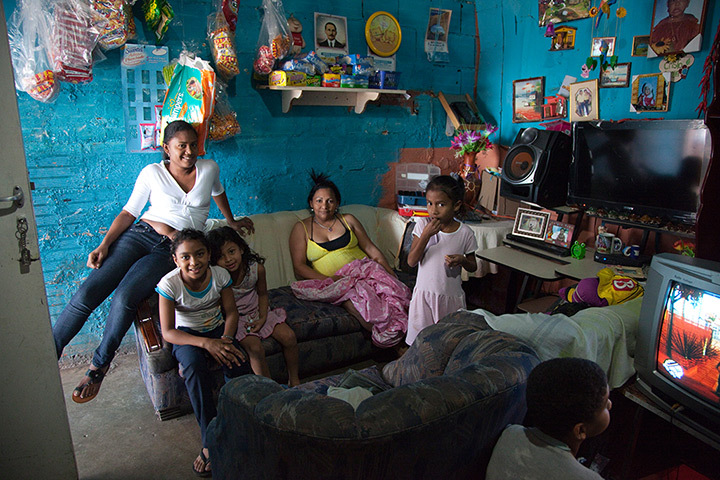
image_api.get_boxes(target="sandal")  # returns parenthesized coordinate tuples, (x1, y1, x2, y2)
(192, 449, 212, 477)
(71, 365, 109, 404)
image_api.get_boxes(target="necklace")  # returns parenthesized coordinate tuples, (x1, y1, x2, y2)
(313, 216, 337, 232)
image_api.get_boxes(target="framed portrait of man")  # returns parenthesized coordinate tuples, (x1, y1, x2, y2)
(315, 13, 349, 55)
(649, 0, 708, 56)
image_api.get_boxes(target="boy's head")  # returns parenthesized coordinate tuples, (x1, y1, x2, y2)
(526, 358, 611, 444)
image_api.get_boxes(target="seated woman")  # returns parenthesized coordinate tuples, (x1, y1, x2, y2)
(52, 120, 253, 404)
(289, 172, 410, 348)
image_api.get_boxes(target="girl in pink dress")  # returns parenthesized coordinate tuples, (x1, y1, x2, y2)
(209, 227, 301, 386)
(405, 175, 478, 345)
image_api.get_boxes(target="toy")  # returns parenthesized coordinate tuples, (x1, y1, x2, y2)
(673, 239, 696, 257)
(288, 14, 305, 55)
(570, 241, 586, 259)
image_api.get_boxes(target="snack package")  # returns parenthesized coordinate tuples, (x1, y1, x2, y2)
(142, 0, 174, 41)
(208, 12, 239, 79)
(253, 0, 292, 75)
(221, 0, 238, 31)
(52, 0, 107, 83)
(160, 52, 216, 155)
(208, 85, 240, 142)
(8, 0, 60, 102)
(92, 0, 130, 50)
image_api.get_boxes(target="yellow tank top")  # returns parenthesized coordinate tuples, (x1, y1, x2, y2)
(303, 214, 367, 276)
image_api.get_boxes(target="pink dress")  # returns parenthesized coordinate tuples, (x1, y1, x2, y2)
(232, 262, 287, 342)
(406, 218, 478, 345)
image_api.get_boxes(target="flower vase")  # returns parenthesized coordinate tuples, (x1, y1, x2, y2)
(461, 152, 481, 206)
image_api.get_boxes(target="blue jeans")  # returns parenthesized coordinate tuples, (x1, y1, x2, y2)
(53, 222, 175, 368)
(173, 325, 250, 447)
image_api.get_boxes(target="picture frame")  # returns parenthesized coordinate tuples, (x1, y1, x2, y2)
(630, 73, 670, 113)
(631, 35, 651, 57)
(590, 36, 616, 57)
(650, 0, 708, 56)
(600, 62, 631, 88)
(512, 208, 551, 240)
(569, 79, 599, 122)
(539, 0, 591, 26)
(512, 77, 544, 123)
(314, 13, 349, 55)
(545, 220, 575, 248)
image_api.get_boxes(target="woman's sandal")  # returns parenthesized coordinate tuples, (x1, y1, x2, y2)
(192, 449, 211, 477)
(71, 365, 109, 404)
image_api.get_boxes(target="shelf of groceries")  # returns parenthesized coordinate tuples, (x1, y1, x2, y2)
(256, 85, 408, 114)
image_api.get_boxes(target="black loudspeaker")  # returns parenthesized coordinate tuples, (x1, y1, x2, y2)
(500, 128, 572, 207)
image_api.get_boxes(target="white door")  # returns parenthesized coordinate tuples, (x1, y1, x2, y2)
(0, 3, 78, 478)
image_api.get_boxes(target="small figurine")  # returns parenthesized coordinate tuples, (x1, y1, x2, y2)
(288, 14, 305, 55)
(571, 241, 586, 260)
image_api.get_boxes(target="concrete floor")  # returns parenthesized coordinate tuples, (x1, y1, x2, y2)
(59, 352, 202, 480)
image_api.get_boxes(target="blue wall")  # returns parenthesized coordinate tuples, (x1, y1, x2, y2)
(5, 0, 719, 358)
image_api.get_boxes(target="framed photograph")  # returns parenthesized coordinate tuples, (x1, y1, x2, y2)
(590, 36, 616, 57)
(630, 73, 670, 112)
(512, 208, 551, 240)
(650, 0, 708, 56)
(569, 79, 599, 122)
(315, 13, 349, 55)
(545, 220, 575, 248)
(512, 77, 544, 123)
(631, 35, 651, 56)
(600, 62, 631, 88)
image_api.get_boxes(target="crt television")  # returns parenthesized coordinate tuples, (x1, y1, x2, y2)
(569, 120, 711, 224)
(635, 253, 720, 443)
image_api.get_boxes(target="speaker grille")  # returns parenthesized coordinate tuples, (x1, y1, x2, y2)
(506, 148, 535, 181)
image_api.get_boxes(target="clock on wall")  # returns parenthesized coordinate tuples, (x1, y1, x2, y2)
(365, 11, 402, 57)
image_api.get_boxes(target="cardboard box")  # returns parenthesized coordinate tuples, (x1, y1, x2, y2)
(478, 170, 521, 217)
(269, 70, 307, 87)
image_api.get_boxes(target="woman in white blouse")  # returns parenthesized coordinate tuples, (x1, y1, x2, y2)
(52, 120, 253, 404)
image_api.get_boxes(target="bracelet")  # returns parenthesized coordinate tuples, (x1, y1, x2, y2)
(221, 335, 234, 341)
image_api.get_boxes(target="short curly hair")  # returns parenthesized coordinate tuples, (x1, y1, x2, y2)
(170, 228, 209, 255)
(525, 357, 608, 438)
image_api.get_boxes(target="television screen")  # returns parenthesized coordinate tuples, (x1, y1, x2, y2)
(569, 120, 711, 223)
(656, 280, 720, 409)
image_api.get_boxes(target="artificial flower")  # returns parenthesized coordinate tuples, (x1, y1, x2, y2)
(450, 125, 498, 158)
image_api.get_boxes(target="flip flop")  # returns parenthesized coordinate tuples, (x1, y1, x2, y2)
(192, 449, 211, 477)
(71, 366, 108, 404)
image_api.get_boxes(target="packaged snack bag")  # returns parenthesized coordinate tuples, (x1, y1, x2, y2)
(52, 0, 106, 84)
(208, 85, 240, 142)
(142, 0, 174, 41)
(160, 52, 216, 155)
(92, 0, 131, 50)
(208, 12, 239, 80)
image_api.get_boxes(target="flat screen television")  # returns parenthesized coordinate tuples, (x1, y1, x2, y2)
(569, 120, 711, 224)
(635, 253, 720, 443)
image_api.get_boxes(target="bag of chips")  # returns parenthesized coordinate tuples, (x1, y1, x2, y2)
(253, 0, 292, 75)
(92, 0, 134, 50)
(208, 11, 239, 80)
(208, 84, 240, 142)
(52, 0, 106, 84)
(160, 52, 216, 155)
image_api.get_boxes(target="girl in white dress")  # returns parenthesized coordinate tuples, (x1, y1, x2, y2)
(405, 175, 478, 345)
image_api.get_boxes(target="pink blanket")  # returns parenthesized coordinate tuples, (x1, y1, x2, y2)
(291, 258, 410, 347)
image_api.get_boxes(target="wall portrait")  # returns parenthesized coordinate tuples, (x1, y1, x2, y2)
(569, 79, 599, 122)
(650, 0, 708, 56)
(314, 13, 349, 55)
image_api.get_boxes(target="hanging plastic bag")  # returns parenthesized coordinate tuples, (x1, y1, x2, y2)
(253, 0, 292, 75)
(221, 0, 238, 32)
(142, 0, 174, 41)
(208, 83, 240, 142)
(8, 0, 59, 102)
(160, 52, 216, 155)
(91, 0, 133, 50)
(52, 0, 107, 83)
(207, 11, 239, 80)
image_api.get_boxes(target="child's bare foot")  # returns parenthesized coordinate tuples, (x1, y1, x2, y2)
(72, 364, 110, 403)
(192, 448, 211, 477)
(288, 376, 301, 387)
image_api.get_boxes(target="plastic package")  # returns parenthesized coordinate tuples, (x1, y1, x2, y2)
(221, 0, 238, 31)
(208, 85, 240, 142)
(52, 0, 106, 83)
(253, 0, 292, 75)
(142, 0, 174, 41)
(8, 0, 59, 102)
(92, 0, 132, 50)
(208, 11, 239, 80)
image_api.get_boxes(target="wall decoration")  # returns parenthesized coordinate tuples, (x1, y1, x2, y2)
(650, 0, 708, 56)
(365, 11, 401, 57)
(569, 79, 599, 122)
(541, 95, 566, 119)
(512, 208, 551, 240)
(630, 73, 670, 112)
(660, 53, 695, 82)
(512, 77, 544, 123)
(558, 75, 577, 98)
(539, 0, 591, 27)
(631, 35, 651, 56)
(425, 8, 451, 62)
(591, 36, 616, 57)
(314, 13, 348, 55)
(550, 26, 577, 50)
(600, 62, 631, 88)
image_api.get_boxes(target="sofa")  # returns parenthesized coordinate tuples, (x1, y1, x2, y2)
(206, 310, 541, 480)
(132, 205, 411, 420)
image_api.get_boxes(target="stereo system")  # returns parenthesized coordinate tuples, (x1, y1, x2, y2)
(500, 128, 572, 208)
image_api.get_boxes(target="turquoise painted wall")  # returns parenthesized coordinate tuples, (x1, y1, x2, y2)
(6, 0, 719, 358)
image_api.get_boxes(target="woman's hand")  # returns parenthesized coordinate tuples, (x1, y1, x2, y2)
(205, 337, 246, 368)
(228, 217, 254, 235)
(87, 244, 109, 269)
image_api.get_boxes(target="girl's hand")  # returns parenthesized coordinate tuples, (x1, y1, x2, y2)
(445, 254, 465, 268)
(250, 316, 266, 333)
(205, 337, 246, 368)
(423, 218, 443, 238)
(229, 217, 255, 235)
(87, 244, 109, 269)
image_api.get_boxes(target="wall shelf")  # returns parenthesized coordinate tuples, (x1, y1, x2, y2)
(256, 85, 408, 114)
